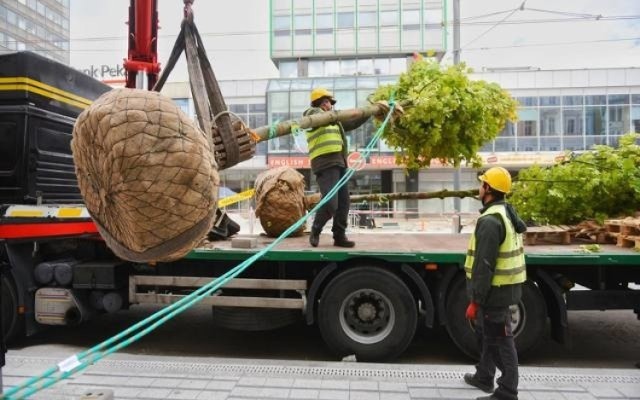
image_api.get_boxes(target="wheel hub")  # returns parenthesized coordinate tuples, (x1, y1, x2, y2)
(339, 289, 395, 344)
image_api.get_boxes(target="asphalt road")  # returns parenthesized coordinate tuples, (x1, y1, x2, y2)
(7, 305, 640, 369)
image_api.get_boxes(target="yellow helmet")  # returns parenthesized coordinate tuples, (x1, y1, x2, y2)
(479, 166, 512, 194)
(310, 87, 336, 105)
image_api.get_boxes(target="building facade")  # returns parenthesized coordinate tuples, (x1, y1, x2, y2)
(0, 0, 70, 64)
(163, 1, 640, 216)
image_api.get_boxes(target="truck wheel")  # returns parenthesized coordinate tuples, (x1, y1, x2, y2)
(2, 274, 23, 343)
(318, 267, 417, 362)
(445, 276, 546, 360)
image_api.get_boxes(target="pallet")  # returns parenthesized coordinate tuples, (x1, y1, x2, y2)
(616, 235, 640, 250)
(525, 225, 573, 245)
(604, 218, 640, 236)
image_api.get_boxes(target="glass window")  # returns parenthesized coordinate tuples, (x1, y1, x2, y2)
(585, 106, 606, 135)
(516, 97, 537, 107)
(357, 76, 378, 89)
(290, 79, 312, 90)
(279, 62, 297, 78)
(334, 77, 356, 89)
(269, 92, 289, 113)
(373, 58, 390, 75)
(539, 96, 560, 106)
(516, 108, 538, 137)
(585, 95, 606, 105)
(563, 136, 584, 151)
(249, 103, 266, 113)
(563, 107, 583, 136)
(495, 137, 515, 152)
(359, 11, 376, 27)
(337, 12, 354, 29)
(608, 105, 630, 136)
(7, 10, 16, 25)
(340, 59, 356, 76)
(294, 14, 312, 32)
(517, 137, 538, 152)
(563, 95, 583, 106)
(334, 91, 355, 112)
(632, 94, 640, 104)
(290, 91, 309, 113)
(312, 78, 333, 90)
(380, 10, 398, 26)
(540, 137, 561, 151)
(498, 121, 515, 137)
(229, 104, 247, 113)
(608, 94, 629, 105)
(540, 108, 561, 136)
(316, 13, 333, 34)
(356, 59, 374, 75)
(632, 106, 640, 133)
(325, 60, 340, 76)
(308, 61, 324, 77)
(402, 9, 420, 29)
(389, 58, 406, 74)
(273, 15, 290, 30)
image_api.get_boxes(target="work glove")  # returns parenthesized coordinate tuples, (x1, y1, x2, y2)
(465, 301, 478, 320)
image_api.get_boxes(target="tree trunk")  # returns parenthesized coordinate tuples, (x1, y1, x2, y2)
(253, 103, 387, 143)
(349, 189, 479, 203)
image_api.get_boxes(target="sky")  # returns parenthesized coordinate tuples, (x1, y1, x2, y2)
(69, 0, 640, 82)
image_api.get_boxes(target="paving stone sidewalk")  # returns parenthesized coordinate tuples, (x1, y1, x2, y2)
(2, 354, 639, 400)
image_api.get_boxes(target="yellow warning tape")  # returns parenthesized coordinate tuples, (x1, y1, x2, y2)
(217, 188, 255, 208)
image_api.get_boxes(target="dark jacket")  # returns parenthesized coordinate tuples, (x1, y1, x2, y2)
(466, 199, 527, 308)
(303, 107, 369, 173)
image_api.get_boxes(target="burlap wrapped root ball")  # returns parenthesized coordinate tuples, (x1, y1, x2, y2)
(254, 166, 308, 237)
(72, 88, 220, 262)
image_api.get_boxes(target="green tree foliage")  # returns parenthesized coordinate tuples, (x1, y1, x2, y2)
(372, 60, 517, 170)
(509, 134, 640, 225)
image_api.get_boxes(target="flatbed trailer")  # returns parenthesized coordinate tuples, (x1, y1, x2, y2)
(2, 211, 639, 362)
(1, 50, 638, 362)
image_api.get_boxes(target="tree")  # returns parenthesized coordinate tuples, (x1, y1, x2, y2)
(371, 59, 518, 170)
(509, 134, 640, 225)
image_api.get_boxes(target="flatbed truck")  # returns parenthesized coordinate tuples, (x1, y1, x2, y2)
(1, 51, 639, 362)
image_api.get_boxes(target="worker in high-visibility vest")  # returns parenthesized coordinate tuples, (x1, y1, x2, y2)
(303, 87, 388, 248)
(463, 166, 527, 400)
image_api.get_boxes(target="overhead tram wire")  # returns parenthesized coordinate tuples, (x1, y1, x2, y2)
(461, 1, 526, 50)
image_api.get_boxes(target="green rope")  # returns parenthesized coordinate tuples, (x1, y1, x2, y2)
(1, 94, 398, 400)
(268, 119, 280, 140)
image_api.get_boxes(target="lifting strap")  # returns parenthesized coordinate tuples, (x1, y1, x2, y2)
(153, 9, 239, 167)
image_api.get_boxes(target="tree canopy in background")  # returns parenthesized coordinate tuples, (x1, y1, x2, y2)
(372, 60, 517, 170)
(509, 134, 640, 225)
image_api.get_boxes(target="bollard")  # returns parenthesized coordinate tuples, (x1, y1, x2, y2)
(452, 214, 461, 234)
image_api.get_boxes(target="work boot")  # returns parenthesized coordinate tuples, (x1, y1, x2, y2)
(464, 373, 494, 394)
(309, 230, 320, 247)
(333, 235, 355, 248)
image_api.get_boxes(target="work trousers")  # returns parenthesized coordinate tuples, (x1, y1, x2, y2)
(474, 306, 519, 400)
(312, 166, 350, 238)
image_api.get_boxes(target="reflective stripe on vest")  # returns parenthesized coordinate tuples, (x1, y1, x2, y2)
(306, 124, 343, 160)
(464, 204, 527, 286)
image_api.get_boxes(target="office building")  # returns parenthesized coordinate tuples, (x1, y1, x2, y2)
(0, 0, 69, 64)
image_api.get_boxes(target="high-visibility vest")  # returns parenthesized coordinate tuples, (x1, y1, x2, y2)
(304, 108, 344, 160)
(464, 204, 526, 286)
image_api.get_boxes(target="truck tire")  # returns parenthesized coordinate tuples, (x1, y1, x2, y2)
(2, 274, 23, 343)
(318, 267, 417, 362)
(445, 276, 546, 360)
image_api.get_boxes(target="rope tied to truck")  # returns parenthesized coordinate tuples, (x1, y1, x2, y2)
(2, 96, 398, 400)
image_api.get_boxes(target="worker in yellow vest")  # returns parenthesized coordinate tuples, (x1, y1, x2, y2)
(304, 87, 386, 247)
(463, 166, 527, 400)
